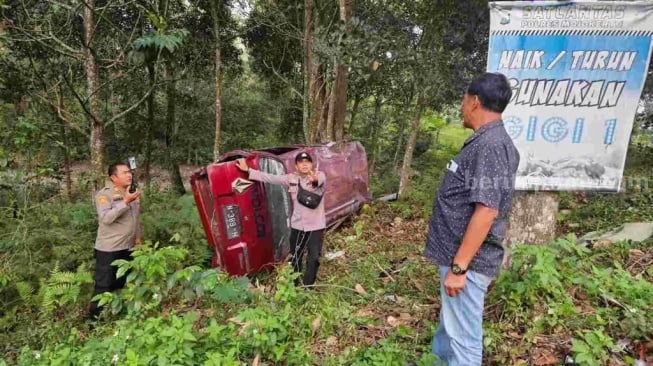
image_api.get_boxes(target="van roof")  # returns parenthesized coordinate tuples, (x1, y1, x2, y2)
(258, 146, 301, 155)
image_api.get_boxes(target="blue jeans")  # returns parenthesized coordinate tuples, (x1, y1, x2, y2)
(432, 266, 493, 365)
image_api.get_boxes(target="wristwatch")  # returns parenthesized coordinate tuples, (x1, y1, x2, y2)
(450, 263, 467, 275)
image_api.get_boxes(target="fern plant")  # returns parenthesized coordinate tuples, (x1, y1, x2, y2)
(15, 281, 36, 307)
(37, 262, 93, 315)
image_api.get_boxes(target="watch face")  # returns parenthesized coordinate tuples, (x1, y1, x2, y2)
(452, 264, 464, 275)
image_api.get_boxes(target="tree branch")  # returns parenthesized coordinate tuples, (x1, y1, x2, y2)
(46, 31, 82, 54)
(34, 92, 89, 137)
(105, 82, 159, 127)
(7, 27, 82, 60)
(263, 59, 304, 100)
(61, 69, 96, 124)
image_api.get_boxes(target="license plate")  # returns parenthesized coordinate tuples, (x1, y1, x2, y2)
(222, 205, 242, 240)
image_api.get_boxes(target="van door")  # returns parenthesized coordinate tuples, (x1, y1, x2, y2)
(258, 157, 291, 261)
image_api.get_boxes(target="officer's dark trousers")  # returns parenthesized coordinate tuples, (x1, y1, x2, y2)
(289, 229, 324, 286)
(89, 249, 132, 319)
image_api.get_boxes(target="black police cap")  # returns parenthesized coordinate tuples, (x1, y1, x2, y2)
(295, 152, 313, 163)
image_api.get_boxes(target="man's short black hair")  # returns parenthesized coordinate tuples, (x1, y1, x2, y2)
(467, 72, 512, 113)
(108, 162, 129, 177)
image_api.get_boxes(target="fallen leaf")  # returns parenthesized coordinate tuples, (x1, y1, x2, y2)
(355, 308, 376, 318)
(533, 336, 547, 344)
(311, 317, 321, 333)
(227, 317, 248, 326)
(326, 336, 338, 346)
(508, 332, 521, 339)
(534, 353, 559, 365)
(252, 354, 260, 366)
(412, 280, 424, 292)
(630, 249, 645, 257)
(594, 239, 612, 248)
(387, 315, 399, 327)
(354, 284, 367, 295)
(398, 313, 413, 322)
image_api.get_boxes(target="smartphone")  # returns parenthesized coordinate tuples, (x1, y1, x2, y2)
(128, 157, 138, 193)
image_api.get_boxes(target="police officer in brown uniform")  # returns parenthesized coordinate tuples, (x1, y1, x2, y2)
(89, 163, 143, 318)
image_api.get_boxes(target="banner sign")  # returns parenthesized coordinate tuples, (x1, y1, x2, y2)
(488, 1, 653, 191)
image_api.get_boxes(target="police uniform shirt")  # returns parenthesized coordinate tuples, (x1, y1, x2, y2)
(94, 181, 143, 252)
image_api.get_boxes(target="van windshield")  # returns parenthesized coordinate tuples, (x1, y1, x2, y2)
(259, 157, 291, 260)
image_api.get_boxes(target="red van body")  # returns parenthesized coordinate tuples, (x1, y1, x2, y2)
(190, 141, 371, 276)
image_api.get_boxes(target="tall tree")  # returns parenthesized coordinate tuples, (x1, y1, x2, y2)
(163, 60, 185, 194)
(303, 0, 319, 143)
(134, 1, 189, 184)
(326, 0, 353, 142)
(83, 0, 103, 184)
(4, 0, 154, 180)
(203, 0, 240, 159)
(398, 98, 425, 197)
(210, 0, 224, 160)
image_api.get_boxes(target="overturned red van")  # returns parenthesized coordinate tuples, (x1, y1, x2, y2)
(190, 141, 371, 276)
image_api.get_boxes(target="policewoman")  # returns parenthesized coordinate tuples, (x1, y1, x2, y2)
(236, 152, 326, 286)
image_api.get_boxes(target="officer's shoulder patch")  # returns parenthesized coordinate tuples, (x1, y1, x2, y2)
(98, 195, 109, 205)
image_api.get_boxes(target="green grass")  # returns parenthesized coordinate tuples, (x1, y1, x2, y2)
(436, 122, 472, 150)
(3, 201, 651, 365)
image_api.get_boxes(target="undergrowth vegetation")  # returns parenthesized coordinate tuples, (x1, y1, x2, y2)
(1, 145, 652, 365)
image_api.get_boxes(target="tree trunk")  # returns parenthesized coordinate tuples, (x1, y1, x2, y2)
(58, 90, 73, 200)
(393, 112, 408, 169)
(213, 47, 223, 160)
(303, 0, 320, 144)
(326, 70, 336, 141)
(209, 0, 224, 160)
(503, 192, 560, 266)
(144, 62, 155, 185)
(164, 63, 185, 195)
(398, 97, 425, 199)
(367, 96, 382, 172)
(315, 74, 329, 143)
(83, 0, 103, 186)
(64, 126, 72, 200)
(393, 93, 414, 169)
(347, 94, 361, 136)
(328, 0, 352, 142)
(328, 63, 347, 142)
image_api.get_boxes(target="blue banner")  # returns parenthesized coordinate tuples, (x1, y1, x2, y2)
(488, 1, 653, 191)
